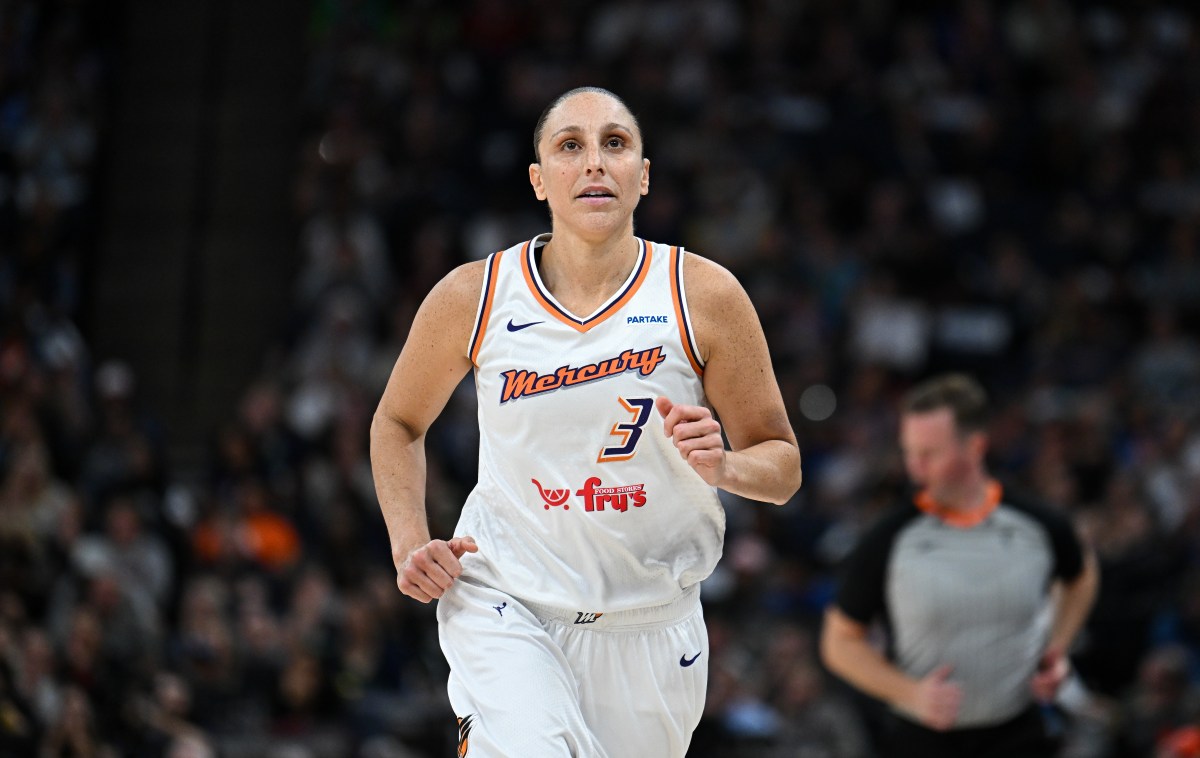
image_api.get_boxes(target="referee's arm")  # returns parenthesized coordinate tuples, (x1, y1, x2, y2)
(1032, 546, 1100, 701)
(1048, 546, 1099, 654)
(820, 606, 961, 731)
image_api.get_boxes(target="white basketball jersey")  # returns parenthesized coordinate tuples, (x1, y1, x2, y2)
(455, 234, 725, 612)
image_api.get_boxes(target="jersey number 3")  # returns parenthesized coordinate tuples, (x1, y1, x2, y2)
(598, 397, 654, 462)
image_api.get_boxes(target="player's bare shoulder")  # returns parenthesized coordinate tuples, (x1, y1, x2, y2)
(422, 257, 487, 328)
(430, 259, 488, 314)
(679, 251, 760, 364)
(412, 260, 489, 354)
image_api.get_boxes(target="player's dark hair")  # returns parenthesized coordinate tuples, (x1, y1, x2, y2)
(902, 373, 990, 434)
(532, 86, 642, 162)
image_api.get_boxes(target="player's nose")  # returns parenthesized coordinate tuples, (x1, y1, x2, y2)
(584, 143, 605, 174)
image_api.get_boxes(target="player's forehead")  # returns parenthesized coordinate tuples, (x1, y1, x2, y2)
(541, 92, 638, 139)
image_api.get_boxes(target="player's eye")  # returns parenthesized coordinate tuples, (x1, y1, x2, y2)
(606, 137, 624, 149)
(562, 139, 580, 151)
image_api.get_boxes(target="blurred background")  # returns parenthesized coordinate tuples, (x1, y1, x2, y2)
(2, 0, 1200, 756)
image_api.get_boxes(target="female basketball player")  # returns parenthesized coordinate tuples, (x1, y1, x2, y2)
(371, 87, 802, 757)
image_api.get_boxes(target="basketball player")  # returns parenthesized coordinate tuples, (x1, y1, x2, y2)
(370, 87, 802, 756)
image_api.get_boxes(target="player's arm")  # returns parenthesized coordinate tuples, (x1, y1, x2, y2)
(820, 606, 961, 731)
(370, 261, 482, 602)
(659, 253, 800, 504)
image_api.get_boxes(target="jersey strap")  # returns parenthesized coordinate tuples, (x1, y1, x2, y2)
(669, 246, 704, 376)
(468, 249, 504, 367)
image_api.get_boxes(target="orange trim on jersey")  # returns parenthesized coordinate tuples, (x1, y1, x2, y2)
(521, 238, 652, 333)
(669, 246, 704, 376)
(914, 479, 1003, 529)
(469, 249, 505, 367)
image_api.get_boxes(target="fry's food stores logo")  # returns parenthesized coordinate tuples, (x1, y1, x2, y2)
(532, 476, 647, 512)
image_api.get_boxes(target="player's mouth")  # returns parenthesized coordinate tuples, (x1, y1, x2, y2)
(577, 186, 615, 203)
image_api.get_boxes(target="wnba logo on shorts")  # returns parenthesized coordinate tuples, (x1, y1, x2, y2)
(457, 714, 475, 757)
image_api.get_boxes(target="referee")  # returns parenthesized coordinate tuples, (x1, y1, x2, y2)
(820, 373, 1099, 758)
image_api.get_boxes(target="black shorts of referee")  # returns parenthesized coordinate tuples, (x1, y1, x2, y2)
(882, 702, 1062, 758)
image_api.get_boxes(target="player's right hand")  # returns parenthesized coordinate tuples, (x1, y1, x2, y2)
(396, 536, 478, 603)
(907, 664, 962, 731)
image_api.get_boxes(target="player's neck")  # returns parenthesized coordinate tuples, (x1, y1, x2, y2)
(539, 232, 640, 307)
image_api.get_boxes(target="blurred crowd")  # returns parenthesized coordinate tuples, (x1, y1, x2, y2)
(3, 0, 1200, 756)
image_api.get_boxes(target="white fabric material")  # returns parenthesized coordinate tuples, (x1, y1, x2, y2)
(438, 579, 708, 757)
(457, 234, 725, 612)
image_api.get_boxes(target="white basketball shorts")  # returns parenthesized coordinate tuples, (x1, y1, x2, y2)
(436, 579, 708, 757)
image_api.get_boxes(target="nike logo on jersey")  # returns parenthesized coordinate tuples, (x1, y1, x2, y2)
(506, 319, 542, 332)
(680, 652, 702, 667)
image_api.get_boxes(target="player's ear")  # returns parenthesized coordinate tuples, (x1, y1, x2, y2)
(530, 163, 547, 201)
(640, 158, 650, 196)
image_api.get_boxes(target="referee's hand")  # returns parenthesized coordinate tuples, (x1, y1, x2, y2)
(909, 664, 962, 731)
(1031, 647, 1069, 703)
(396, 536, 479, 603)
